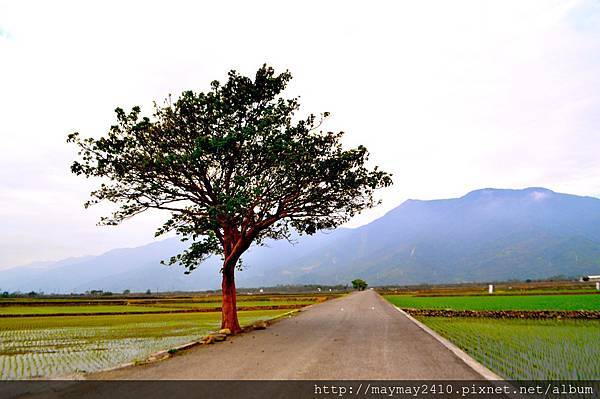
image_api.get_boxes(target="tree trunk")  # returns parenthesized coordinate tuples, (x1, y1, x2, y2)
(221, 263, 242, 333)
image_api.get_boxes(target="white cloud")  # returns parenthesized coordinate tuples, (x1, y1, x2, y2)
(1, 0, 599, 268)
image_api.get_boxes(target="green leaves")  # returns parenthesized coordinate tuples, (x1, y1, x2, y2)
(351, 279, 368, 291)
(68, 64, 392, 273)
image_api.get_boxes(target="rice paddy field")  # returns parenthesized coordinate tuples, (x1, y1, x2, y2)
(0, 294, 323, 379)
(384, 291, 600, 380)
(419, 317, 600, 380)
(0, 300, 314, 316)
(380, 280, 598, 296)
(385, 293, 600, 311)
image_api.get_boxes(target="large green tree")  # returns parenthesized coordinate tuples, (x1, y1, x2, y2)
(68, 65, 392, 332)
(351, 279, 368, 291)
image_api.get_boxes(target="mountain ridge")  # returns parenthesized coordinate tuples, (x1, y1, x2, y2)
(2, 187, 599, 292)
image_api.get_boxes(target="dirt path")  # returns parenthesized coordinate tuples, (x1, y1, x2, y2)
(91, 290, 483, 380)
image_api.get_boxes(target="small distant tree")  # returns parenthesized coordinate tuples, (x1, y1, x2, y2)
(123, 289, 131, 295)
(68, 65, 392, 333)
(145, 289, 152, 295)
(352, 279, 368, 291)
(1, 291, 9, 298)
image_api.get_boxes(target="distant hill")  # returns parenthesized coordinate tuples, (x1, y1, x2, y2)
(2, 187, 599, 292)
(252, 187, 600, 286)
(0, 230, 339, 293)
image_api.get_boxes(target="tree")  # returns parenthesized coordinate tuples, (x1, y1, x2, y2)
(352, 279, 368, 291)
(67, 65, 392, 333)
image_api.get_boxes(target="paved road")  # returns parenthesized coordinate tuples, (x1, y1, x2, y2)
(92, 290, 483, 380)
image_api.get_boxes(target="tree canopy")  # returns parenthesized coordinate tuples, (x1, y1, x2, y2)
(68, 65, 392, 331)
(352, 279, 368, 291)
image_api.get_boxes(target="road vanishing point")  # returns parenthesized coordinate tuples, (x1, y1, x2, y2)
(93, 290, 484, 380)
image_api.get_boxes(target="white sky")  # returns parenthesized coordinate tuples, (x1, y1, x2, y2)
(1, 0, 599, 269)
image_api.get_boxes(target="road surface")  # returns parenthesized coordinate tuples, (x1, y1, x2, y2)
(92, 290, 483, 380)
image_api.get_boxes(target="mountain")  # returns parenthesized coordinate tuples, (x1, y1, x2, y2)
(2, 187, 600, 292)
(0, 230, 341, 293)
(256, 187, 600, 286)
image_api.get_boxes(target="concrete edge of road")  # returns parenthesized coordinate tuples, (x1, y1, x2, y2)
(393, 306, 503, 381)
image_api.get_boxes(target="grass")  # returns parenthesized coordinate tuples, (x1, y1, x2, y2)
(146, 300, 315, 309)
(0, 300, 314, 316)
(419, 317, 600, 380)
(0, 305, 182, 315)
(0, 309, 289, 379)
(385, 294, 600, 311)
(0, 294, 324, 304)
(378, 280, 598, 296)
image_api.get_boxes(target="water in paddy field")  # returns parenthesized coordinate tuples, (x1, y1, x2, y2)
(0, 323, 211, 379)
(0, 311, 278, 379)
(420, 317, 600, 380)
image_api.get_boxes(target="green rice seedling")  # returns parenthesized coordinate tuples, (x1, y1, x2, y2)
(385, 294, 600, 311)
(419, 317, 600, 380)
(0, 309, 287, 379)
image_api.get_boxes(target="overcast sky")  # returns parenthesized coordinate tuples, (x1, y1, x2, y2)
(1, 0, 599, 269)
